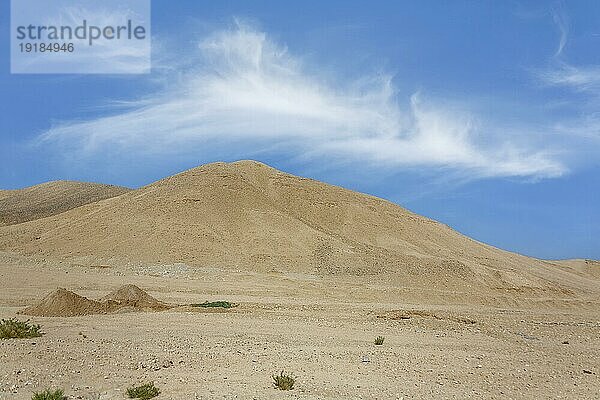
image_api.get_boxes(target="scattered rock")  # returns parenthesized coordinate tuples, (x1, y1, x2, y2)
(379, 310, 476, 324)
(516, 332, 540, 341)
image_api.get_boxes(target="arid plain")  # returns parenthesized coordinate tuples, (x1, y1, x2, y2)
(0, 161, 598, 399)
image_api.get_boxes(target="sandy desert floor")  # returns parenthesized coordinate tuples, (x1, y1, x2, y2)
(0, 252, 598, 400)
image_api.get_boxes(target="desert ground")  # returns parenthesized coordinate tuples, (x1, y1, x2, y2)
(1, 253, 599, 399)
(0, 161, 598, 399)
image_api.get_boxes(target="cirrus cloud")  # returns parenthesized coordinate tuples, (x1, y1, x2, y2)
(40, 23, 566, 179)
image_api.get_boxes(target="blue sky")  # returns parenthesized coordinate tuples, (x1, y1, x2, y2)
(0, 1, 598, 260)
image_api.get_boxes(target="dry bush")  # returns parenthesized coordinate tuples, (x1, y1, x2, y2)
(0, 318, 42, 339)
(272, 371, 295, 390)
(127, 382, 160, 399)
(31, 389, 65, 400)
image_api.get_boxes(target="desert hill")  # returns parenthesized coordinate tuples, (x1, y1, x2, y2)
(0, 180, 130, 226)
(0, 161, 597, 297)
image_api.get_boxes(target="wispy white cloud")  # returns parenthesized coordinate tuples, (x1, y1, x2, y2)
(536, 5, 600, 144)
(539, 63, 600, 92)
(552, 2, 569, 57)
(40, 23, 566, 179)
(539, 4, 600, 93)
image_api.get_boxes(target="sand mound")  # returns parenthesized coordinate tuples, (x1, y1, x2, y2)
(101, 284, 170, 310)
(20, 285, 171, 317)
(20, 288, 110, 317)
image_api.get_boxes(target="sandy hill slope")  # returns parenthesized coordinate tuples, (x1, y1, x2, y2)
(0, 161, 597, 297)
(0, 180, 130, 226)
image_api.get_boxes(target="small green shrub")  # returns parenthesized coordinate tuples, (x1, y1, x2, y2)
(31, 388, 65, 400)
(374, 336, 385, 345)
(272, 370, 295, 390)
(0, 318, 43, 339)
(190, 301, 234, 308)
(127, 382, 159, 400)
